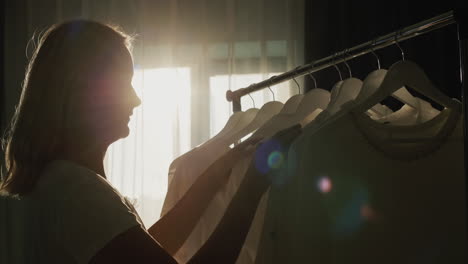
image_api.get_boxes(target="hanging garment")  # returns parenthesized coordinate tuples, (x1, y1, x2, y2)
(235, 89, 330, 264)
(372, 98, 440, 125)
(161, 144, 230, 217)
(4, 159, 145, 264)
(256, 101, 467, 263)
(162, 108, 260, 217)
(173, 102, 284, 263)
(162, 103, 282, 218)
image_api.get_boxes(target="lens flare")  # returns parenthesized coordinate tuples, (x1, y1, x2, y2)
(253, 139, 294, 186)
(268, 151, 284, 169)
(361, 204, 377, 221)
(330, 184, 370, 239)
(317, 176, 332, 193)
(254, 139, 284, 174)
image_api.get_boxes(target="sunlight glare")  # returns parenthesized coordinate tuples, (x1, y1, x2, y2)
(105, 67, 191, 227)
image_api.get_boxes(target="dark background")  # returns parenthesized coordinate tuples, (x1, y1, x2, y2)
(304, 0, 464, 109)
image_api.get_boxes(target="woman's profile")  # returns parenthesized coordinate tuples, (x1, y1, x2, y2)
(0, 20, 301, 263)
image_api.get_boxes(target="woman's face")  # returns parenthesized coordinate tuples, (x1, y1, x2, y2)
(82, 46, 141, 146)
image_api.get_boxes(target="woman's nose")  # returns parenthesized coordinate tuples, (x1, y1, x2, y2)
(130, 87, 142, 108)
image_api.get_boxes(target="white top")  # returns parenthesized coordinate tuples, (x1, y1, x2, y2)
(162, 143, 230, 263)
(256, 104, 467, 263)
(4, 159, 145, 264)
(162, 144, 230, 217)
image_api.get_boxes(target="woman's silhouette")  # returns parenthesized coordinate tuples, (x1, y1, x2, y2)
(1, 20, 301, 263)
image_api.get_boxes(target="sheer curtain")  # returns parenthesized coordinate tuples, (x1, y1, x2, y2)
(1, 0, 304, 231)
(101, 0, 305, 227)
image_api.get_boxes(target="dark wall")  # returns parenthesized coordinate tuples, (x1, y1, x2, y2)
(304, 1, 463, 103)
(2, 0, 32, 134)
(1, 1, 5, 133)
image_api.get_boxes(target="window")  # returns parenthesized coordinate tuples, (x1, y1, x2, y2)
(104, 67, 191, 227)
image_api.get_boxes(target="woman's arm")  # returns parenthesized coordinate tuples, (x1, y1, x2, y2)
(90, 225, 178, 264)
(90, 125, 301, 264)
(148, 137, 262, 255)
(187, 161, 268, 263)
(90, 162, 265, 264)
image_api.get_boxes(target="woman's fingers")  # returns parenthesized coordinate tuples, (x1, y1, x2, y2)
(221, 124, 302, 174)
(236, 136, 264, 149)
(221, 137, 262, 166)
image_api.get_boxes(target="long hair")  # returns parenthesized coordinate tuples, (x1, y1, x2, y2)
(0, 20, 133, 196)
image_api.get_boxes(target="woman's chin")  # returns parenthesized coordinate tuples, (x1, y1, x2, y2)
(119, 125, 131, 138)
(105, 126, 131, 144)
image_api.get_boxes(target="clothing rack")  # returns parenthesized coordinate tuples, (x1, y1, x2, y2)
(226, 10, 463, 112)
(226, 8, 468, 240)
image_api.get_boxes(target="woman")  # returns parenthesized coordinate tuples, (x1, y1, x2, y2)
(1, 20, 302, 263)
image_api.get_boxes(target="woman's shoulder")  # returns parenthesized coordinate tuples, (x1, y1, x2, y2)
(35, 159, 113, 200)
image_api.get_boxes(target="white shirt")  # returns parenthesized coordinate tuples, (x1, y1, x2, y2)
(3, 159, 144, 264)
(162, 144, 230, 217)
(161, 143, 230, 263)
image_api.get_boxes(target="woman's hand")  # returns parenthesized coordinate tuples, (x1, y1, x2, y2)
(207, 136, 264, 187)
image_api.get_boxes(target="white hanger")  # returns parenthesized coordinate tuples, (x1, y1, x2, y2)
(353, 60, 459, 114)
(328, 52, 363, 112)
(301, 53, 363, 128)
(356, 38, 421, 110)
(294, 71, 331, 124)
(282, 68, 330, 122)
(280, 76, 304, 114)
(360, 69, 441, 125)
(252, 74, 330, 138)
(331, 51, 401, 118)
(281, 94, 304, 114)
(210, 107, 259, 144)
(295, 84, 330, 126)
(220, 84, 284, 144)
(215, 111, 243, 138)
(206, 107, 259, 145)
(213, 92, 258, 138)
(355, 38, 446, 115)
(353, 36, 458, 114)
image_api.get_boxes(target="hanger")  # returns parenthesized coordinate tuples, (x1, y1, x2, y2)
(356, 36, 418, 109)
(291, 68, 330, 126)
(329, 52, 345, 104)
(352, 36, 459, 115)
(280, 69, 305, 114)
(252, 70, 329, 138)
(300, 50, 366, 129)
(300, 51, 383, 130)
(220, 80, 284, 144)
(165, 90, 258, 202)
(326, 49, 396, 119)
(354, 35, 453, 116)
(213, 111, 243, 139)
(209, 108, 259, 145)
(324, 50, 364, 115)
(204, 90, 260, 147)
(362, 44, 394, 118)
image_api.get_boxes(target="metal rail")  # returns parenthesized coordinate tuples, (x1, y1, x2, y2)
(455, 8, 468, 241)
(226, 10, 456, 112)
